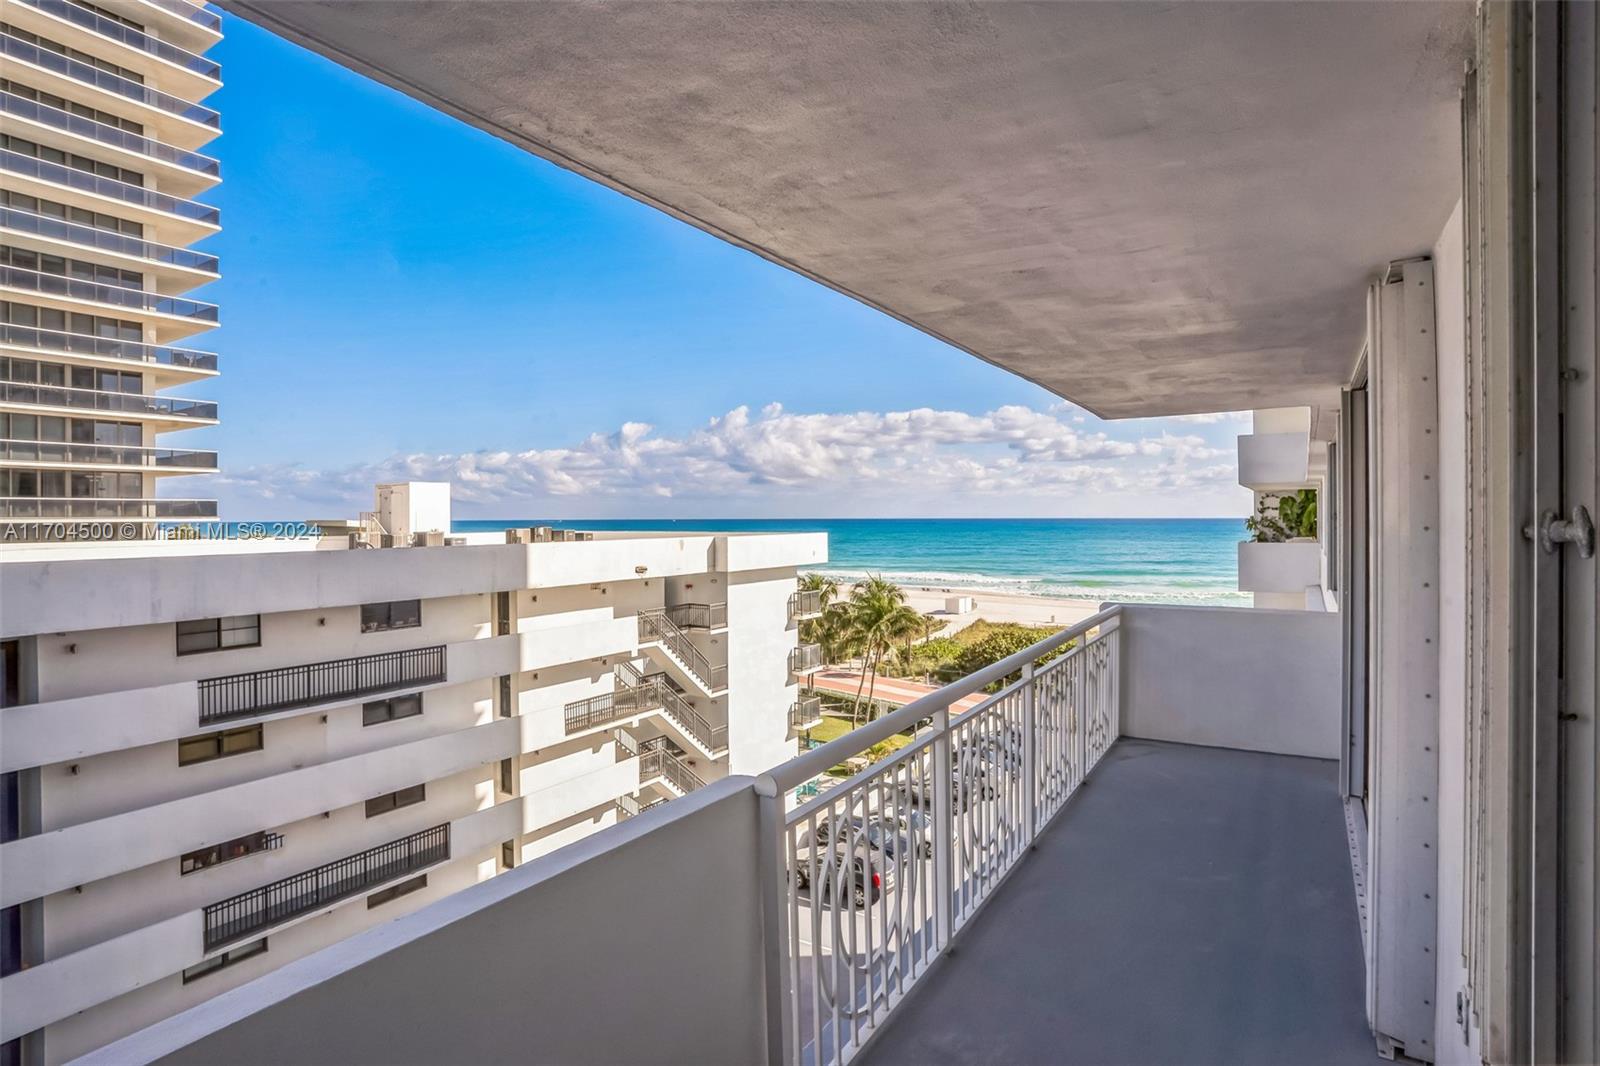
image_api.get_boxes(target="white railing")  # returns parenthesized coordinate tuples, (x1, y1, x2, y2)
(756, 605, 1121, 1066)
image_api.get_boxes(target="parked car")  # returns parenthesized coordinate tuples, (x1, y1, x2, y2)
(793, 827, 897, 908)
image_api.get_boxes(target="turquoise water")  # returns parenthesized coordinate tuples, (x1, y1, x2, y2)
(454, 517, 1249, 607)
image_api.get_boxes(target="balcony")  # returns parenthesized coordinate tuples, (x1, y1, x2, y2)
(0, 496, 214, 519)
(0, 439, 217, 470)
(790, 588, 824, 621)
(0, 91, 220, 182)
(197, 645, 448, 725)
(790, 643, 825, 675)
(665, 601, 727, 631)
(86, 604, 1352, 1066)
(16, 0, 222, 82)
(0, 265, 220, 324)
(0, 381, 218, 421)
(0, 323, 217, 373)
(203, 824, 449, 951)
(1237, 540, 1322, 595)
(141, 0, 223, 35)
(638, 737, 705, 797)
(0, 32, 221, 132)
(790, 694, 823, 731)
(0, 207, 220, 275)
(0, 149, 220, 230)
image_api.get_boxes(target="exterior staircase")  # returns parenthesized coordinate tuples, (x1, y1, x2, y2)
(638, 608, 728, 695)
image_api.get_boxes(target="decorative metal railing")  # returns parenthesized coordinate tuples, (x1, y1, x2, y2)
(789, 643, 825, 674)
(638, 608, 728, 691)
(790, 695, 824, 730)
(665, 602, 727, 630)
(789, 588, 824, 621)
(760, 606, 1121, 1066)
(638, 737, 705, 796)
(197, 646, 446, 725)
(202, 824, 448, 950)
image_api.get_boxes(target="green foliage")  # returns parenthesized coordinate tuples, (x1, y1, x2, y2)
(952, 625, 1074, 690)
(1246, 488, 1317, 542)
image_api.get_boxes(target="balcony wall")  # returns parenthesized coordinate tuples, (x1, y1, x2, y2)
(1119, 603, 1340, 759)
(82, 778, 768, 1066)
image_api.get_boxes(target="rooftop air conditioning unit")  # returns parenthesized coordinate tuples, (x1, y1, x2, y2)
(505, 528, 532, 545)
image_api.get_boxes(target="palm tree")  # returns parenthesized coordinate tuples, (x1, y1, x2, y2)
(843, 576, 924, 726)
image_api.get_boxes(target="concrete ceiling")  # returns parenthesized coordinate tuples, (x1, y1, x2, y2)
(227, 1, 1473, 418)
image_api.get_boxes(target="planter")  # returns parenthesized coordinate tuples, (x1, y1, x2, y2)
(1237, 540, 1321, 594)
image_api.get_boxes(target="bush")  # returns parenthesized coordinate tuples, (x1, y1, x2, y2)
(951, 625, 1073, 690)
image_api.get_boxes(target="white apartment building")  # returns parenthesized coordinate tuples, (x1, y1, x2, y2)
(0, 0, 222, 536)
(0, 484, 828, 1063)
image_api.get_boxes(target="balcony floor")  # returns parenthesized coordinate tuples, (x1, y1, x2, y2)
(864, 738, 1377, 1066)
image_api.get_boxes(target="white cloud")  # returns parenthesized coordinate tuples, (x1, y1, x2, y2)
(211, 403, 1245, 517)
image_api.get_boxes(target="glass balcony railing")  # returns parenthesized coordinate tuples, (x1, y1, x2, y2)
(0, 496, 216, 518)
(789, 643, 825, 674)
(0, 33, 221, 129)
(1, 92, 220, 176)
(0, 324, 218, 371)
(1, 265, 219, 322)
(0, 439, 217, 468)
(0, 208, 219, 273)
(141, 0, 222, 34)
(0, 380, 218, 419)
(16, 0, 221, 80)
(0, 150, 220, 225)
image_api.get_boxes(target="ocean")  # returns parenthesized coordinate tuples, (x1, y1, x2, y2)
(453, 517, 1249, 607)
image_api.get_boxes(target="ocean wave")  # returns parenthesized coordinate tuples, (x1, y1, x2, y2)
(810, 566, 1247, 606)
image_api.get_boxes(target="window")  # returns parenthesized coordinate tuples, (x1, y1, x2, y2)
(366, 874, 427, 910)
(178, 725, 262, 767)
(1, 640, 18, 708)
(499, 758, 514, 796)
(362, 692, 423, 727)
(176, 615, 260, 655)
(501, 840, 516, 871)
(180, 830, 277, 875)
(365, 784, 425, 818)
(360, 599, 421, 633)
(182, 938, 266, 984)
(498, 674, 513, 718)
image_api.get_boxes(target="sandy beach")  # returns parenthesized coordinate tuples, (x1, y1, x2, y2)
(897, 585, 1103, 634)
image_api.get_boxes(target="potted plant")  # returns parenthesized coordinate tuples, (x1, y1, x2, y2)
(1238, 488, 1321, 594)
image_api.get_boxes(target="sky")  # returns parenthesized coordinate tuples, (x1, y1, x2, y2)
(187, 14, 1253, 521)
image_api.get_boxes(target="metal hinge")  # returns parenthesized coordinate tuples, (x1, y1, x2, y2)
(1538, 506, 1595, 558)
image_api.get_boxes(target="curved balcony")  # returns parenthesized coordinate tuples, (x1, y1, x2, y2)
(0, 149, 220, 226)
(0, 381, 218, 420)
(0, 33, 221, 130)
(0, 496, 216, 519)
(1, 92, 220, 178)
(142, 0, 222, 35)
(0, 439, 218, 469)
(16, 0, 221, 81)
(0, 207, 219, 275)
(0, 324, 217, 372)
(0, 266, 219, 323)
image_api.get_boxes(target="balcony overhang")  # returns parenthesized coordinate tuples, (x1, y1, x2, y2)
(223, 1, 1470, 417)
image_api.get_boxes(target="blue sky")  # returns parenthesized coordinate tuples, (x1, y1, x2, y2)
(189, 14, 1250, 520)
